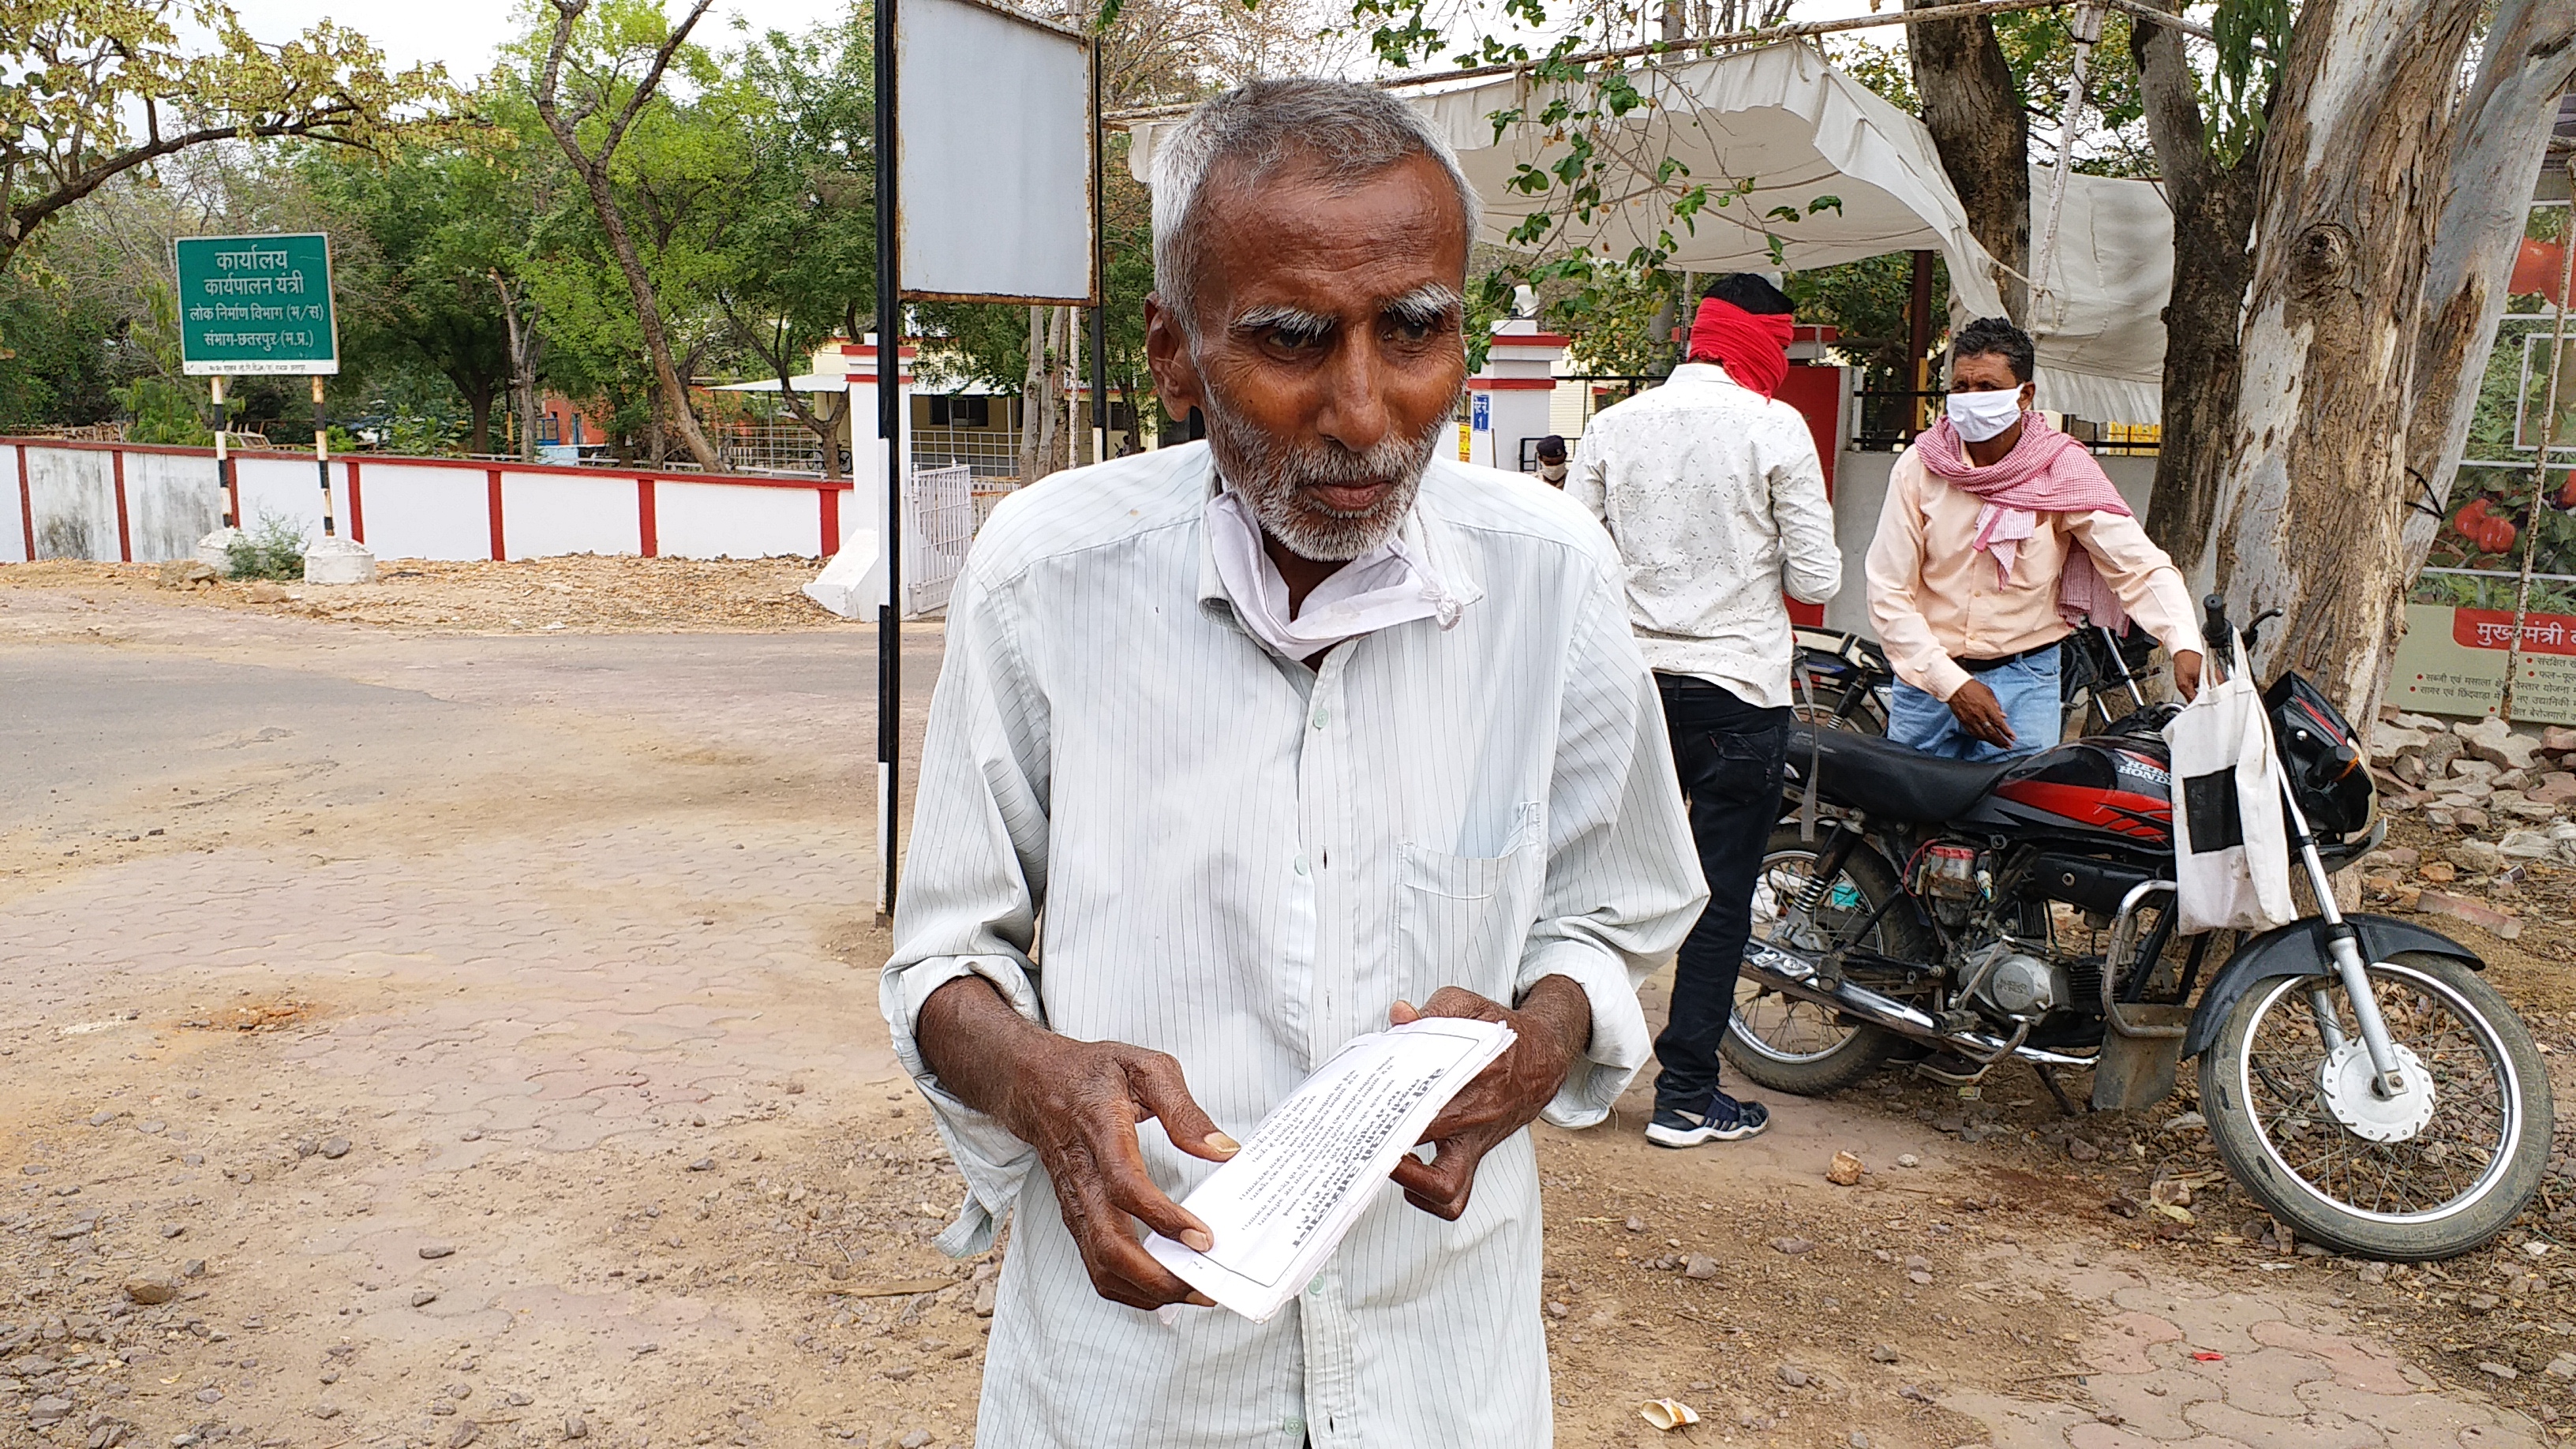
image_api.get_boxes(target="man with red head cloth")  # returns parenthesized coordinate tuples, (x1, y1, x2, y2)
(1570, 272, 1841, 1150)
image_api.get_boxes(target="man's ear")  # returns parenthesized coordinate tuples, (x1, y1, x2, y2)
(2018, 380, 2036, 413)
(1144, 294, 1205, 422)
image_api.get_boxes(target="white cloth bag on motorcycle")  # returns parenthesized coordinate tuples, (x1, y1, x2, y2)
(2163, 646, 2297, 934)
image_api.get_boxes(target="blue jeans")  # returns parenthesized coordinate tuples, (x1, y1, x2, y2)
(1888, 648, 2062, 762)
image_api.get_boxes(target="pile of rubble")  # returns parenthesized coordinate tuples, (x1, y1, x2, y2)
(2361, 713, 2576, 938)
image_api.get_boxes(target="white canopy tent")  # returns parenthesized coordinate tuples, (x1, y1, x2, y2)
(1128, 43, 2171, 423)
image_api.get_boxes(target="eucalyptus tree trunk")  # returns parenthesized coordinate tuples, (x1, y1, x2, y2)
(1904, 0, 2031, 324)
(2130, 1, 2263, 588)
(2392, 0, 2576, 582)
(2200, 0, 2489, 713)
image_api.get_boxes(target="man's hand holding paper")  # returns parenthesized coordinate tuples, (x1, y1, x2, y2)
(1387, 978, 1592, 1220)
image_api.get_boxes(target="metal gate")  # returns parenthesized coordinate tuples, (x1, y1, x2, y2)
(903, 463, 975, 619)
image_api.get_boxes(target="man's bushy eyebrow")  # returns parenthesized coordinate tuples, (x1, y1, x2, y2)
(1385, 284, 1463, 328)
(1231, 303, 1337, 336)
(1229, 286, 1462, 338)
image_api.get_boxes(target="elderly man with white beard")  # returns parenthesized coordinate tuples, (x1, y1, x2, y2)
(880, 78, 1705, 1449)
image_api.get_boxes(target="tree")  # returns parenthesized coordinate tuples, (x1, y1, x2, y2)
(2, 0, 444, 275)
(710, 11, 875, 479)
(2192, 0, 2575, 710)
(309, 142, 531, 454)
(2392, 0, 2576, 581)
(1902, 0, 2031, 324)
(530, 0, 726, 470)
(2129, 0, 2271, 575)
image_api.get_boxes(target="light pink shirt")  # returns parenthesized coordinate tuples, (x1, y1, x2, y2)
(1866, 446, 2202, 702)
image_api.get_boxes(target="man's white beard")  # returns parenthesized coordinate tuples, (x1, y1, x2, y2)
(1199, 380, 1450, 563)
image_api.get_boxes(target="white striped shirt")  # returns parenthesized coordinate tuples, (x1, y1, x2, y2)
(881, 442, 1705, 1449)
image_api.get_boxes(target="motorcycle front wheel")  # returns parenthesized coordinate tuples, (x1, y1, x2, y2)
(2199, 952, 2554, 1260)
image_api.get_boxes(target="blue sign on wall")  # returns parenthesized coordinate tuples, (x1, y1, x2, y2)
(1471, 392, 1491, 432)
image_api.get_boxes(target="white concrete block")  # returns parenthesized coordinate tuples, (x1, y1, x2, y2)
(303, 534, 377, 584)
(803, 530, 885, 620)
(195, 526, 243, 576)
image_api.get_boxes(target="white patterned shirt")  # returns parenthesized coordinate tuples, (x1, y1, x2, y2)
(1570, 361, 1844, 706)
(880, 442, 1705, 1449)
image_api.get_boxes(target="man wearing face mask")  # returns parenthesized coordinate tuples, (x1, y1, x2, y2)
(1570, 272, 1840, 1150)
(1866, 316, 2203, 762)
(1533, 434, 1569, 486)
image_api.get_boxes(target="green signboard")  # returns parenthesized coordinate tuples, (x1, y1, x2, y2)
(173, 233, 338, 376)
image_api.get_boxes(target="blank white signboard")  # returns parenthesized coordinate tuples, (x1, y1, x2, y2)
(897, 0, 1094, 304)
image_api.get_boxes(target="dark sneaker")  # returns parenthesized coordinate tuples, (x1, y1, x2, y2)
(1646, 1093, 1770, 1148)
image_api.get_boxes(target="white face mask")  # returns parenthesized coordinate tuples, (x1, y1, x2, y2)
(1946, 388, 2025, 443)
(1538, 462, 1567, 484)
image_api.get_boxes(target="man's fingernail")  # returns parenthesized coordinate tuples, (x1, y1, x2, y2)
(1181, 1229, 1213, 1252)
(1187, 1293, 1217, 1308)
(1205, 1132, 1240, 1154)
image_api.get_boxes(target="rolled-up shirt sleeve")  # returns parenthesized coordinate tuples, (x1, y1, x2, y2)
(1518, 571, 1707, 1128)
(879, 557, 1054, 1255)
(1866, 452, 1974, 702)
(2066, 509, 2207, 661)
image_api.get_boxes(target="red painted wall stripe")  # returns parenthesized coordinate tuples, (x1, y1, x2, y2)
(17, 443, 35, 561)
(346, 460, 365, 545)
(818, 486, 838, 559)
(485, 468, 506, 561)
(110, 448, 132, 562)
(636, 477, 657, 558)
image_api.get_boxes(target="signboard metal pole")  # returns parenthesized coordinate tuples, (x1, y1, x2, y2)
(875, 0, 904, 922)
(313, 377, 336, 537)
(211, 376, 234, 529)
(1090, 43, 1109, 462)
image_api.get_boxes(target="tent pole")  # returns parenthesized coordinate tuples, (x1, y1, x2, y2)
(2031, 1, 2103, 325)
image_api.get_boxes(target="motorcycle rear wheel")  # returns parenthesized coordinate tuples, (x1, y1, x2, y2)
(2199, 952, 2553, 1261)
(1723, 826, 1930, 1095)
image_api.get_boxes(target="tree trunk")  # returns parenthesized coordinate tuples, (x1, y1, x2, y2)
(1905, 0, 2032, 324)
(533, 0, 722, 472)
(1019, 306, 1046, 485)
(465, 384, 495, 458)
(2203, 0, 2489, 713)
(2393, 0, 2576, 582)
(2131, 2, 2264, 588)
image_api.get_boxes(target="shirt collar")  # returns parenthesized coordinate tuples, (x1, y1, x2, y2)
(1189, 453, 1485, 650)
(1667, 361, 1744, 390)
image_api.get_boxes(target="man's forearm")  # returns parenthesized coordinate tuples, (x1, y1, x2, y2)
(914, 975, 1052, 1134)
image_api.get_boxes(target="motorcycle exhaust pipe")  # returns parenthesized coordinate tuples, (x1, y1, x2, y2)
(1743, 941, 2095, 1069)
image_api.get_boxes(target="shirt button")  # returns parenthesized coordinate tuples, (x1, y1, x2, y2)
(1293, 854, 1310, 877)
(1311, 707, 1329, 729)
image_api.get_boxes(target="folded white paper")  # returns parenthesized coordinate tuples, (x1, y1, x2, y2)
(1145, 1017, 1516, 1322)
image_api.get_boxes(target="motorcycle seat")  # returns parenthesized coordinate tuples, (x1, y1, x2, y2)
(1787, 724, 2016, 825)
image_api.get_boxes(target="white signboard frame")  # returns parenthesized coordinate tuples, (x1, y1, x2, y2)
(896, 0, 1096, 305)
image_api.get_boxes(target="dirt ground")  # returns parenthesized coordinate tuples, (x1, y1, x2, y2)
(2, 559, 2570, 1449)
(0, 558, 841, 635)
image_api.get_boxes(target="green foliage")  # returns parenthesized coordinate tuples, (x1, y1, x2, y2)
(1556, 264, 1679, 377)
(0, 271, 123, 429)
(2, 0, 453, 274)
(2210, 0, 2291, 167)
(114, 375, 215, 444)
(225, 511, 308, 581)
(1785, 251, 1948, 391)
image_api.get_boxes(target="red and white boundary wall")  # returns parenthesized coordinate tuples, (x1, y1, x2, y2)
(2, 439, 871, 566)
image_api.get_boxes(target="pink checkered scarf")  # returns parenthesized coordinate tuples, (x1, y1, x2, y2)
(1915, 413, 2135, 631)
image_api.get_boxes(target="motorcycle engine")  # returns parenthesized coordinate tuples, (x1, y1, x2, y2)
(1961, 940, 2069, 1017)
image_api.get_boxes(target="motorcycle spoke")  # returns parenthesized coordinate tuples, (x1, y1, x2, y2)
(2240, 968, 2514, 1222)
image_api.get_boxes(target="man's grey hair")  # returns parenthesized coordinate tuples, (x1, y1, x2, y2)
(1150, 78, 1481, 333)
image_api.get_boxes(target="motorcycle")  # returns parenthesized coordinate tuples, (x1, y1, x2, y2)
(1736, 597, 2555, 1260)
(1792, 620, 2162, 743)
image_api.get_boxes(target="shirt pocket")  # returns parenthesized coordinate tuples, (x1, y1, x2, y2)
(1393, 803, 1548, 1005)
